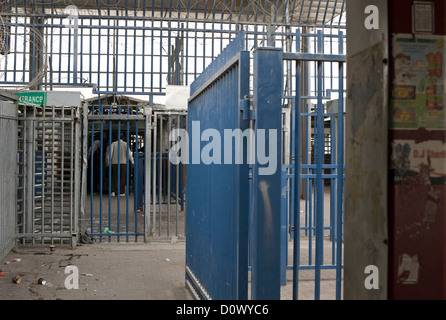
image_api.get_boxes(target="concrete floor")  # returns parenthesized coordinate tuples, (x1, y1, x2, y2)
(0, 238, 341, 300)
(0, 187, 342, 300)
(0, 242, 192, 300)
(86, 193, 186, 241)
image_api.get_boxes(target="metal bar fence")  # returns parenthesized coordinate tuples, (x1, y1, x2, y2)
(85, 104, 186, 242)
(244, 27, 346, 300)
(280, 29, 345, 300)
(0, 100, 18, 261)
(0, 0, 345, 95)
(151, 110, 187, 240)
(0, 0, 348, 299)
(86, 104, 146, 242)
(15, 104, 80, 246)
(186, 31, 250, 300)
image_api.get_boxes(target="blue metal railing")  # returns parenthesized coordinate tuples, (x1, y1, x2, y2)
(286, 29, 345, 300)
(244, 27, 346, 300)
(0, 0, 345, 93)
(87, 104, 186, 242)
(186, 31, 250, 300)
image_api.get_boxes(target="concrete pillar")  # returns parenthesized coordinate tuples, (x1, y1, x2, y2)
(344, 0, 389, 300)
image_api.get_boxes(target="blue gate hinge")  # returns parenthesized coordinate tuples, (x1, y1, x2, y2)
(240, 97, 256, 121)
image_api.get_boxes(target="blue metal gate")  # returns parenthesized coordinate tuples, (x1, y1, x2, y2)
(185, 31, 250, 300)
(250, 47, 283, 299)
(83, 103, 150, 242)
(280, 30, 345, 300)
(83, 103, 187, 243)
(186, 29, 345, 300)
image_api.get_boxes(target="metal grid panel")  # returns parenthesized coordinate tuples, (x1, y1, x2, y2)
(17, 104, 80, 245)
(0, 100, 17, 261)
(151, 111, 187, 240)
(84, 104, 187, 242)
(0, 0, 345, 94)
(86, 104, 148, 242)
(281, 29, 345, 300)
(186, 31, 250, 300)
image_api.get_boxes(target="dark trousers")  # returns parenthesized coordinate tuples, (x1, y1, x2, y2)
(92, 153, 100, 192)
(111, 164, 127, 194)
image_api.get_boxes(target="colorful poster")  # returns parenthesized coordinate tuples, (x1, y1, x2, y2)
(390, 35, 446, 129)
(391, 139, 446, 185)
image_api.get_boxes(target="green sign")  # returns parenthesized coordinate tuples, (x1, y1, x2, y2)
(17, 92, 47, 106)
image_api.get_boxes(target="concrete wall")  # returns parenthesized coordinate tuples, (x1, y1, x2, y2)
(344, 0, 389, 299)
(0, 101, 18, 261)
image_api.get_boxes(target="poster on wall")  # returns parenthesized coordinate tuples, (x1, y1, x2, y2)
(390, 35, 446, 129)
(391, 139, 446, 186)
(390, 139, 444, 229)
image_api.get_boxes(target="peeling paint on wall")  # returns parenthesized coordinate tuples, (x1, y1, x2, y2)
(397, 254, 419, 284)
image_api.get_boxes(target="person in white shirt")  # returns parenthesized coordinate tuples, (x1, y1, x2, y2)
(105, 133, 134, 196)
